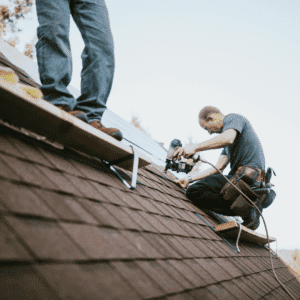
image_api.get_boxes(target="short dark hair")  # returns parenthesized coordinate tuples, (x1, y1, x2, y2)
(198, 106, 221, 122)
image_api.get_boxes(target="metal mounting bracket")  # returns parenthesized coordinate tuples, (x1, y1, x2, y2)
(106, 145, 139, 190)
(195, 212, 241, 253)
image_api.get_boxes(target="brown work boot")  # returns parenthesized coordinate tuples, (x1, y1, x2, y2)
(57, 105, 88, 123)
(89, 120, 123, 141)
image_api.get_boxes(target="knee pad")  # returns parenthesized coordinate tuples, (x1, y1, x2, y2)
(261, 189, 276, 209)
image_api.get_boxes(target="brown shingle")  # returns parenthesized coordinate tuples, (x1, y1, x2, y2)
(262, 293, 279, 300)
(166, 236, 195, 258)
(90, 183, 126, 205)
(38, 166, 81, 195)
(4, 216, 87, 260)
(112, 261, 165, 299)
(241, 275, 265, 297)
(0, 219, 33, 261)
(169, 259, 208, 288)
(242, 257, 262, 273)
(157, 216, 189, 236)
(259, 272, 280, 290)
(185, 259, 216, 285)
(64, 174, 107, 200)
(207, 283, 238, 300)
(221, 281, 252, 300)
(10, 139, 53, 168)
(111, 188, 145, 210)
(196, 258, 232, 282)
(251, 273, 272, 294)
(180, 237, 208, 257)
(165, 292, 196, 300)
(178, 221, 202, 238)
(191, 239, 217, 257)
(213, 240, 238, 257)
(132, 194, 163, 214)
(0, 265, 59, 300)
(71, 160, 114, 185)
(155, 202, 178, 217)
(0, 181, 56, 219)
(232, 278, 261, 300)
(142, 186, 161, 200)
(120, 231, 162, 258)
(0, 154, 23, 181)
(136, 260, 183, 294)
(0, 134, 26, 158)
(189, 287, 217, 300)
(122, 208, 157, 232)
(38, 148, 84, 176)
(76, 198, 121, 227)
(101, 204, 142, 230)
(144, 233, 182, 258)
(205, 240, 226, 257)
(3, 156, 56, 188)
(37, 262, 141, 300)
(132, 184, 151, 198)
(212, 258, 243, 278)
(61, 223, 141, 259)
(268, 287, 288, 300)
(187, 223, 208, 239)
(228, 257, 252, 275)
(157, 259, 195, 290)
(139, 211, 172, 234)
(0, 201, 7, 212)
(34, 191, 99, 224)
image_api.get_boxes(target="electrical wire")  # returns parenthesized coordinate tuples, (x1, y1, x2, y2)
(198, 158, 296, 300)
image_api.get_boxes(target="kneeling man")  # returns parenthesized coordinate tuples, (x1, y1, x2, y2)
(174, 106, 275, 230)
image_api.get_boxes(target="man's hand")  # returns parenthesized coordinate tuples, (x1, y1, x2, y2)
(173, 145, 197, 160)
(174, 177, 189, 189)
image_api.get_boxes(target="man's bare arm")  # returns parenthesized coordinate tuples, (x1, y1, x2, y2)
(194, 129, 237, 152)
(175, 155, 230, 189)
(174, 129, 237, 160)
(189, 154, 230, 181)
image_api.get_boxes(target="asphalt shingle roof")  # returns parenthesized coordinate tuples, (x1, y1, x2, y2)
(0, 40, 300, 299)
(1, 124, 300, 300)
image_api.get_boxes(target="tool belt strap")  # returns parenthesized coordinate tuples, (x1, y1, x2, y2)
(220, 178, 259, 202)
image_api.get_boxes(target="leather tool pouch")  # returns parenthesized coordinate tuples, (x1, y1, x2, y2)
(235, 165, 265, 187)
(230, 194, 255, 218)
(221, 178, 258, 202)
(220, 175, 260, 218)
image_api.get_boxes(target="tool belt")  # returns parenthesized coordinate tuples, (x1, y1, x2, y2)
(220, 165, 265, 218)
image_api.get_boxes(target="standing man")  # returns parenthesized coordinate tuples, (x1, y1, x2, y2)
(35, 0, 122, 141)
(174, 106, 275, 230)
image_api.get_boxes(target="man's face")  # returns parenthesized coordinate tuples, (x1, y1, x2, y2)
(200, 114, 223, 135)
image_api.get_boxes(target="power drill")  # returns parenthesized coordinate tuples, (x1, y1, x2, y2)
(165, 139, 201, 173)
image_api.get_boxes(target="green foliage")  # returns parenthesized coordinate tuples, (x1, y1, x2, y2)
(0, 0, 35, 59)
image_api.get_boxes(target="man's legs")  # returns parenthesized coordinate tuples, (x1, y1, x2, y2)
(35, 0, 76, 109)
(71, 0, 115, 122)
(186, 174, 235, 216)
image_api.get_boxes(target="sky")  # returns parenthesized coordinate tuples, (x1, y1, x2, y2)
(2, 0, 300, 250)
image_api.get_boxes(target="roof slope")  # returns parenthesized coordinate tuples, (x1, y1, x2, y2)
(1, 124, 300, 300)
(1, 39, 300, 299)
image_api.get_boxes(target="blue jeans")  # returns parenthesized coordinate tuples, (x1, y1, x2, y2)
(36, 0, 115, 122)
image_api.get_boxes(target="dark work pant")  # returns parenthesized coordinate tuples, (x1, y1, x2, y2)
(186, 174, 236, 216)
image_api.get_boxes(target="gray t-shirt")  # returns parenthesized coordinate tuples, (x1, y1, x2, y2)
(221, 114, 265, 175)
